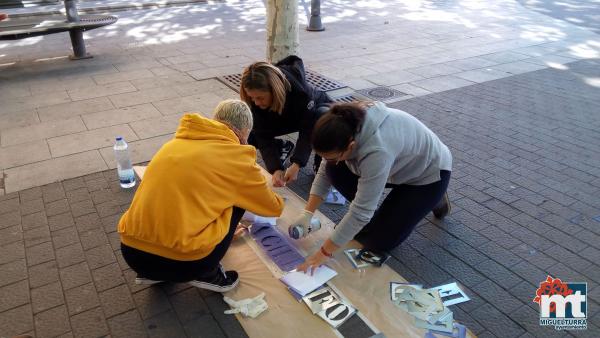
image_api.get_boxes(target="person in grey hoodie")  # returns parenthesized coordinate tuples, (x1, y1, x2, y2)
(295, 101, 452, 273)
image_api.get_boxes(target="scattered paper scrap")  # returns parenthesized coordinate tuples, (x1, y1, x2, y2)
(223, 293, 268, 318)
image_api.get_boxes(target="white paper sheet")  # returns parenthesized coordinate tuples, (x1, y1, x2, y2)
(280, 266, 338, 296)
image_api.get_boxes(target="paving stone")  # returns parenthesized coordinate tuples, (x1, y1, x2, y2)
(474, 259, 524, 289)
(95, 199, 123, 218)
(169, 288, 210, 324)
(70, 307, 109, 338)
(470, 303, 525, 338)
(23, 225, 51, 248)
(85, 244, 117, 269)
(90, 189, 114, 205)
(122, 268, 154, 293)
(102, 214, 122, 234)
(203, 293, 248, 338)
(65, 282, 100, 315)
(478, 241, 523, 268)
(512, 244, 557, 270)
(0, 197, 21, 216)
(26, 241, 55, 266)
(33, 305, 71, 338)
(98, 284, 135, 318)
(133, 287, 172, 320)
(144, 309, 186, 338)
(21, 211, 48, 231)
(51, 226, 80, 249)
(70, 199, 97, 218)
(74, 213, 102, 233)
(471, 280, 525, 315)
(451, 306, 486, 335)
(0, 210, 21, 229)
(79, 228, 108, 250)
(19, 198, 45, 216)
(62, 177, 87, 192)
(19, 187, 42, 202)
(48, 212, 75, 232)
(0, 279, 30, 312)
(60, 261, 92, 290)
(45, 199, 70, 217)
(85, 178, 110, 192)
(183, 314, 227, 338)
(509, 305, 568, 338)
(41, 183, 66, 203)
(0, 304, 34, 337)
(56, 242, 85, 269)
(29, 260, 60, 288)
(0, 240, 25, 265)
(92, 262, 125, 292)
(31, 281, 64, 314)
(107, 309, 147, 338)
(66, 187, 90, 204)
(0, 224, 22, 247)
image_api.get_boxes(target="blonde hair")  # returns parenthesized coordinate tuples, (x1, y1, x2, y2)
(240, 61, 291, 114)
(213, 99, 253, 131)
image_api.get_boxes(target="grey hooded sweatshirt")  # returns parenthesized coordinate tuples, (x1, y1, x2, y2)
(309, 102, 452, 246)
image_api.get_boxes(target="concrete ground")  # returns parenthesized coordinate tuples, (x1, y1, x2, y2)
(0, 0, 599, 337)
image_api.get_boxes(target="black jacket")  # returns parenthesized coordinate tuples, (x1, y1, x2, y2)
(250, 55, 331, 173)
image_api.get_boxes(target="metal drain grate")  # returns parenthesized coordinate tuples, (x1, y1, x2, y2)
(305, 70, 346, 92)
(218, 73, 243, 92)
(356, 87, 407, 102)
(218, 70, 346, 93)
(332, 94, 360, 103)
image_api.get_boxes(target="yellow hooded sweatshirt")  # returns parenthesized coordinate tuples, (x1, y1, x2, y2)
(118, 114, 284, 261)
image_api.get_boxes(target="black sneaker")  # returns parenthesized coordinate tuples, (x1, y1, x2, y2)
(432, 192, 451, 219)
(188, 265, 239, 292)
(280, 140, 295, 162)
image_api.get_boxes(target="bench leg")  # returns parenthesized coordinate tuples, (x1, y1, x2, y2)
(69, 29, 92, 60)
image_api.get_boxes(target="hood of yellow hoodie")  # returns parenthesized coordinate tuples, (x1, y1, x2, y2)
(175, 113, 239, 143)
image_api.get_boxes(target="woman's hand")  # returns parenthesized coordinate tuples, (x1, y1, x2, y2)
(272, 170, 286, 187)
(297, 249, 329, 275)
(297, 239, 339, 275)
(284, 163, 300, 184)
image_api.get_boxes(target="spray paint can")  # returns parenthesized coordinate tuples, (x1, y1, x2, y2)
(288, 217, 321, 239)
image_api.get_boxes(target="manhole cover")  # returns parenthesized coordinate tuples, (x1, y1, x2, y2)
(356, 87, 407, 101)
(218, 70, 347, 93)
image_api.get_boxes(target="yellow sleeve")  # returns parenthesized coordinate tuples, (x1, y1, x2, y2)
(235, 160, 285, 217)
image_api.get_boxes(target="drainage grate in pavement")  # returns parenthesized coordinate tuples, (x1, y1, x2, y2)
(218, 73, 243, 92)
(305, 69, 346, 92)
(332, 94, 361, 103)
(218, 70, 346, 93)
(356, 86, 407, 102)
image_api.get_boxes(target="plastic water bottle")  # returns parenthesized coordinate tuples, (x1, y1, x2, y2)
(113, 137, 136, 188)
(288, 217, 321, 239)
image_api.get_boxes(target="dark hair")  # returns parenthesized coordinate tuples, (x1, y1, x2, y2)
(312, 102, 367, 153)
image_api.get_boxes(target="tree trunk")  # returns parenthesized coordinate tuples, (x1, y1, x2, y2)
(266, 0, 299, 63)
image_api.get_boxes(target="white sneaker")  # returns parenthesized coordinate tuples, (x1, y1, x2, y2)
(135, 276, 162, 285)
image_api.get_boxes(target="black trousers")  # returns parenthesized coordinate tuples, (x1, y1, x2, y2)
(249, 105, 329, 173)
(121, 207, 245, 282)
(326, 162, 451, 251)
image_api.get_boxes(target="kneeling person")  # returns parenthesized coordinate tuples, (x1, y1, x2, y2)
(119, 100, 284, 292)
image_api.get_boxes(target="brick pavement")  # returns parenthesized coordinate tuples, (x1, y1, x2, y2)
(0, 171, 247, 338)
(1, 61, 599, 337)
(287, 59, 600, 338)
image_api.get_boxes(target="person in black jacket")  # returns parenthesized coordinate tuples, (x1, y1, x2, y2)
(241, 55, 332, 187)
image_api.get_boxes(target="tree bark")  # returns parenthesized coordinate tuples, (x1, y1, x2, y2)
(266, 0, 299, 63)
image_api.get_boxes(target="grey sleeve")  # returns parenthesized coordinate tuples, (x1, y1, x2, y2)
(309, 159, 331, 199)
(330, 150, 393, 246)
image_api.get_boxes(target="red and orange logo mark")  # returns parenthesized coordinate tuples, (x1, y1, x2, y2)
(534, 276, 574, 313)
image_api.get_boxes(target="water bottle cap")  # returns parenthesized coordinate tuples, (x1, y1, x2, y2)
(116, 136, 123, 141)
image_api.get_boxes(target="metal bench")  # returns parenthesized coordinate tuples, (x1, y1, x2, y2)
(0, 0, 117, 59)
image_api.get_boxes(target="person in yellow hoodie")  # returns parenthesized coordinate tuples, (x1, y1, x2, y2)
(119, 99, 285, 292)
